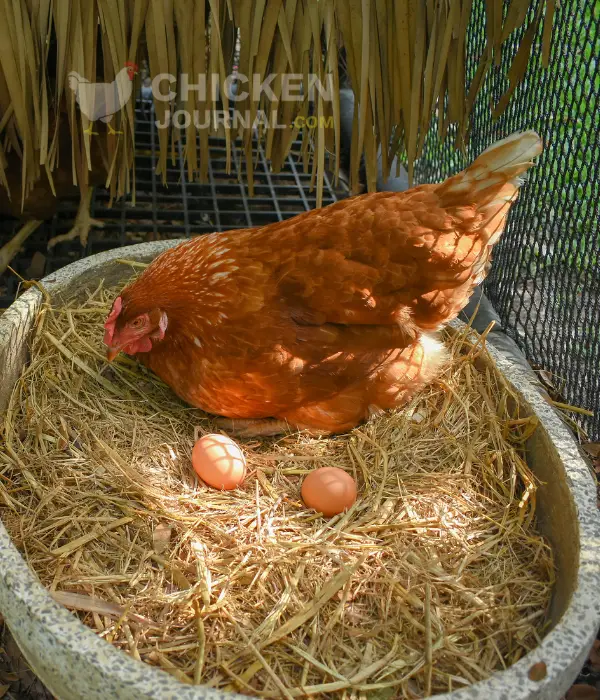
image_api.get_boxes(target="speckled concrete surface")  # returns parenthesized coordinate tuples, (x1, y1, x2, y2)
(1, 240, 599, 700)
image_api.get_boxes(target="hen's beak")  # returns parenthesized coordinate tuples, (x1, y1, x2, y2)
(106, 347, 121, 362)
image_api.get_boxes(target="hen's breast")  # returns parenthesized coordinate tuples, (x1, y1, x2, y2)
(141, 337, 300, 418)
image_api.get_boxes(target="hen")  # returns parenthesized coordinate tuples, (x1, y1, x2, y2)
(104, 131, 542, 436)
(68, 62, 138, 135)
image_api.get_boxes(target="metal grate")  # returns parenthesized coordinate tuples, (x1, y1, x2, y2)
(0, 100, 348, 309)
(413, 0, 600, 440)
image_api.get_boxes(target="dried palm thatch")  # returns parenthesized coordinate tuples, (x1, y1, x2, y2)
(0, 280, 554, 697)
(0, 0, 555, 209)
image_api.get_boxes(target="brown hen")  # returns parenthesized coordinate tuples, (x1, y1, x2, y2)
(104, 131, 542, 436)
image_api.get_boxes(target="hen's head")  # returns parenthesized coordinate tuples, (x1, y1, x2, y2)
(103, 295, 168, 362)
(124, 61, 138, 81)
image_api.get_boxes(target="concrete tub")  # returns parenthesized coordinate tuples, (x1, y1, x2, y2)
(1, 241, 599, 700)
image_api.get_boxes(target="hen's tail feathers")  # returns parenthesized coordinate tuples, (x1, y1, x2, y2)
(437, 130, 543, 246)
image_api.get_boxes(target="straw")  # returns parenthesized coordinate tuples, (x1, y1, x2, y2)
(0, 282, 554, 697)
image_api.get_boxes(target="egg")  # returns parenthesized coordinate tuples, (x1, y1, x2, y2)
(301, 467, 357, 517)
(192, 434, 246, 490)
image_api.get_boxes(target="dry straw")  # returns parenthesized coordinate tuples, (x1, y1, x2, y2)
(0, 282, 554, 697)
(0, 0, 555, 208)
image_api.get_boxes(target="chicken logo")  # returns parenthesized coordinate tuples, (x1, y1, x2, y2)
(68, 62, 138, 135)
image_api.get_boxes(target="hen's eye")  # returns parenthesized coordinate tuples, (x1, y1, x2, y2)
(131, 318, 144, 328)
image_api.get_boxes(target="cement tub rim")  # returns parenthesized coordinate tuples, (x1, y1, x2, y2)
(0, 240, 599, 700)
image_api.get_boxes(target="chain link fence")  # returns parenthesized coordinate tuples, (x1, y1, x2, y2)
(413, 0, 599, 440)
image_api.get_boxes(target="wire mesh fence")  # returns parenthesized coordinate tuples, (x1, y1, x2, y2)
(413, 0, 599, 440)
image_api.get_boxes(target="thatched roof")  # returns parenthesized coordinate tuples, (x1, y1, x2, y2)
(0, 0, 554, 208)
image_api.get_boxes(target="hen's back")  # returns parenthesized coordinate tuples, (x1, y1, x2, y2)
(248, 130, 543, 332)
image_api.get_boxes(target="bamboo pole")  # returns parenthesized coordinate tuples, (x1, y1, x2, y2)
(0, 220, 43, 276)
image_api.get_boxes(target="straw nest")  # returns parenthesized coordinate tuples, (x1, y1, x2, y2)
(0, 278, 554, 698)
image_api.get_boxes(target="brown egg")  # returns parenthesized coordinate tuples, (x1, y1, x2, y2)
(192, 434, 246, 490)
(301, 467, 357, 517)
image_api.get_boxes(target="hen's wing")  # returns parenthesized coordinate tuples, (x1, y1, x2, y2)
(98, 79, 128, 121)
(72, 80, 118, 123)
(90, 83, 114, 122)
(257, 130, 543, 337)
(71, 80, 105, 122)
(223, 189, 445, 369)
